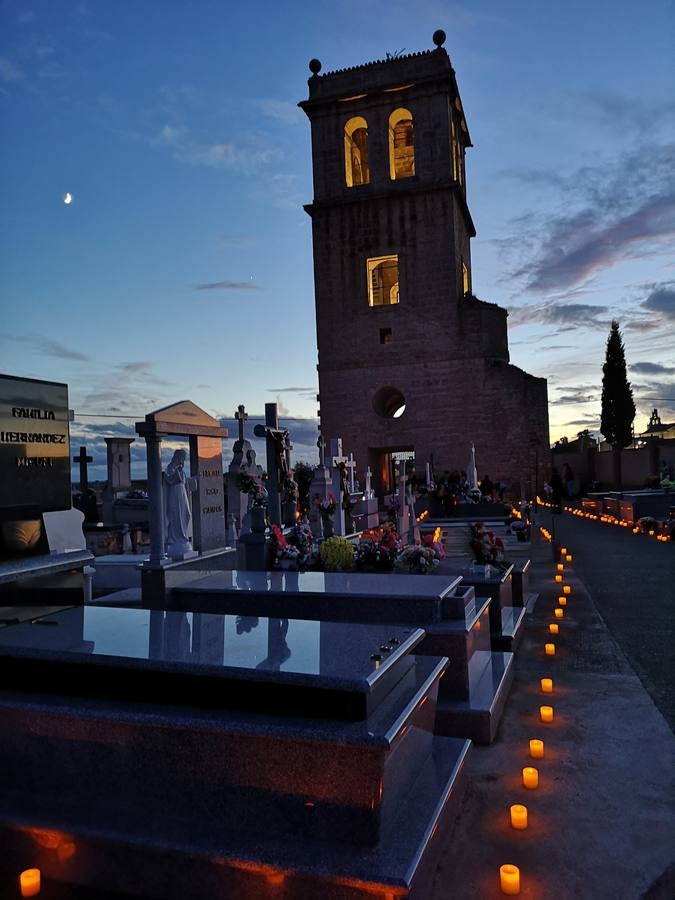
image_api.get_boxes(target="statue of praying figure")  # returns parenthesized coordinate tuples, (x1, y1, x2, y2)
(163, 449, 198, 558)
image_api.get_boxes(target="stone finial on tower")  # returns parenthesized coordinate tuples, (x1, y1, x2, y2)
(432, 29, 446, 48)
(309, 58, 322, 75)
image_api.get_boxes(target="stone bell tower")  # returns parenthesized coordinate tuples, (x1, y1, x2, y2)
(300, 31, 549, 496)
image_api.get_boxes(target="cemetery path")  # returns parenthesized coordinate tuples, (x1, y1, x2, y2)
(540, 509, 675, 733)
(433, 525, 675, 900)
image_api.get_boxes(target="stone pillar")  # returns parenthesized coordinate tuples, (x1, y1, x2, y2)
(145, 434, 166, 566)
(265, 403, 282, 528)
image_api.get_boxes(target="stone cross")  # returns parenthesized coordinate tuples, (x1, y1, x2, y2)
(253, 403, 288, 527)
(235, 404, 248, 443)
(73, 445, 93, 492)
(364, 466, 373, 499)
(346, 452, 357, 493)
(317, 434, 326, 466)
(328, 437, 347, 536)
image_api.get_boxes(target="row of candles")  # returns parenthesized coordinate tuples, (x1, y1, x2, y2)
(538, 497, 671, 542)
(499, 535, 573, 894)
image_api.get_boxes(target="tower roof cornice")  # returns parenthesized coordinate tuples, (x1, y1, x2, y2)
(300, 40, 471, 144)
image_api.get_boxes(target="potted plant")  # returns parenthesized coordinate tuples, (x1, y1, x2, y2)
(319, 536, 354, 571)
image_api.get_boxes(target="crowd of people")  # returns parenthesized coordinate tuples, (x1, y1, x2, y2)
(433, 470, 507, 515)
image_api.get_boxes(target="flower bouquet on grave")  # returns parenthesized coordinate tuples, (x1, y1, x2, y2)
(319, 536, 355, 572)
(422, 530, 446, 560)
(281, 476, 299, 506)
(470, 523, 509, 572)
(285, 521, 319, 569)
(313, 494, 337, 521)
(271, 525, 301, 570)
(248, 479, 269, 508)
(394, 544, 440, 575)
(354, 524, 402, 571)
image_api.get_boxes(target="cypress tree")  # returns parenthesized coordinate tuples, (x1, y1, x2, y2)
(600, 320, 635, 448)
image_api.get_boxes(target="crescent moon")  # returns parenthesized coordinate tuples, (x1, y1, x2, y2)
(63, 192, 73, 204)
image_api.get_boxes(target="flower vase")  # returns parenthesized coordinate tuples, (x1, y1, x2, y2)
(250, 506, 267, 534)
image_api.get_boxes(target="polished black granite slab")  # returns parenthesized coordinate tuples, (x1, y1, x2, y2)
(0, 606, 423, 720)
(170, 570, 464, 623)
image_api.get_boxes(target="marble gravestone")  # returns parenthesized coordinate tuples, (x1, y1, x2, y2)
(170, 569, 515, 743)
(0, 604, 471, 898)
(135, 400, 228, 605)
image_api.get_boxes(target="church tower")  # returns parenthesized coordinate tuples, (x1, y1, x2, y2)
(300, 31, 549, 495)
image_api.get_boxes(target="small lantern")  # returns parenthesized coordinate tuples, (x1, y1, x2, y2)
(540, 705, 554, 723)
(549, 623, 559, 634)
(540, 677, 553, 693)
(545, 643, 555, 656)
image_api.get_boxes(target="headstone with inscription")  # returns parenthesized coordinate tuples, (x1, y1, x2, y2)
(0, 373, 94, 601)
(0, 373, 71, 522)
(135, 401, 228, 604)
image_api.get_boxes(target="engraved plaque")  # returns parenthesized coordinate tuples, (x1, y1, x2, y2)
(0, 374, 71, 520)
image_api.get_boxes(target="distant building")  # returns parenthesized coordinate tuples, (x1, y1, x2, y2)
(638, 409, 675, 442)
(300, 32, 549, 496)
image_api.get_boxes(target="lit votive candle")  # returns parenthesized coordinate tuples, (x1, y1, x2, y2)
(522, 766, 539, 789)
(559, 596, 567, 606)
(545, 642, 556, 656)
(563, 585, 571, 595)
(566, 554, 573, 562)
(19, 869, 41, 898)
(500, 863, 521, 895)
(540, 705, 554, 723)
(561, 546, 567, 554)
(529, 738, 544, 759)
(540, 677, 553, 693)
(510, 804, 528, 830)
(556, 563, 564, 572)
(549, 623, 559, 634)
(555, 607, 564, 619)
(554, 574, 563, 583)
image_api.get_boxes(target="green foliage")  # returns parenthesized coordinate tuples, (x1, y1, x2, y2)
(319, 536, 354, 571)
(600, 320, 635, 448)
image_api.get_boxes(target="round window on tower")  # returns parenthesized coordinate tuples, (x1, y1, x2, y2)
(373, 386, 406, 419)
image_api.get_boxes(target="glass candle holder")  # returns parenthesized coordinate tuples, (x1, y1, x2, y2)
(540, 677, 553, 693)
(549, 623, 559, 634)
(545, 643, 555, 656)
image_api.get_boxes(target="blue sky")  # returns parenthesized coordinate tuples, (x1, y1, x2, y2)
(2, 0, 674, 479)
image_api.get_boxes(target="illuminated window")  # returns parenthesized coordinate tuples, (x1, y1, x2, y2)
(367, 256, 399, 307)
(388, 108, 415, 180)
(380, 328, 393, 344)
(462, 261, 470, 295)
(344, 116, 370, 187)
